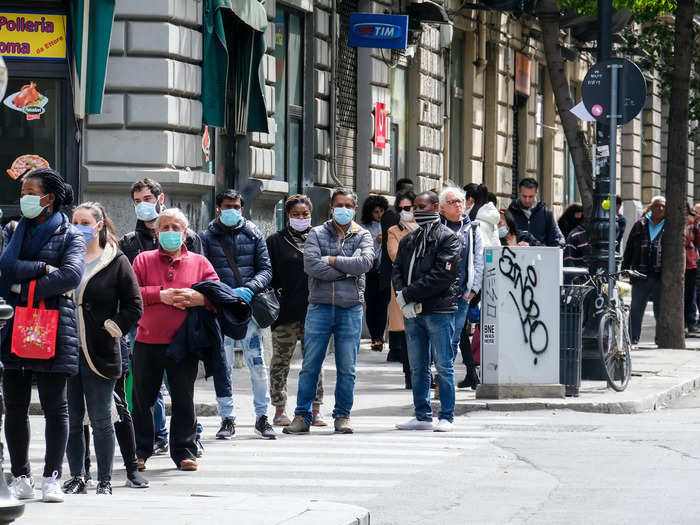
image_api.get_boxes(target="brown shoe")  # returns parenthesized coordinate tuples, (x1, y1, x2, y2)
(136, 458, 146, 471)
(334, 417, 353, 434)
(178, 459, 198, 471)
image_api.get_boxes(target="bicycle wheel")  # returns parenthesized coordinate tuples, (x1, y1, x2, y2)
(598, 311, 631, 391)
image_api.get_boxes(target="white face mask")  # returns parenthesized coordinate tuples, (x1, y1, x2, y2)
(399, 210, 414, 223)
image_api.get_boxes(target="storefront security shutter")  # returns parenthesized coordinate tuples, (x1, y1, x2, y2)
(336, 0, 358, 189)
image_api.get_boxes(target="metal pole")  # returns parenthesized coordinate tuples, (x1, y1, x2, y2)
(608, 63, 621, 297)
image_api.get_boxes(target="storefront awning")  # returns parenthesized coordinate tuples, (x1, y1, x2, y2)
(202, 0, 269, 134)
(69, 0, 115, 117)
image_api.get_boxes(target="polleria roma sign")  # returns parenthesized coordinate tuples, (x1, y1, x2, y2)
(0, 12, 68, 60)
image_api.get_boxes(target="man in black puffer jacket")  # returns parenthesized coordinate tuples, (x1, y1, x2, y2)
(507, 178, 564, 247)
(392, 191, 462, 433)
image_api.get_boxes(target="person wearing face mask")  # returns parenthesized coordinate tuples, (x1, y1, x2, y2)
(266, 195, 325, 427)
(131, 209, 219, 472)
(199, 190, 276, 440)
(63, 203, 143, 496)
(386, 190, 417, 389)
(0, 169, 85, 503)
(119, 178, 203, 458)
(283, 188, 374, 436)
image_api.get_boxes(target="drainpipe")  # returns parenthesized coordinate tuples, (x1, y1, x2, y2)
(475, 11, 488, 73)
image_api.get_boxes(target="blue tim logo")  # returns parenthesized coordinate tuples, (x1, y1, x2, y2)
(353, 23, 402, 39)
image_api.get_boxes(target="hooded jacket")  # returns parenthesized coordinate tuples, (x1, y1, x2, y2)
(507, 200, 564, 247)
(304, 220, 374, 308)
(75, 242, 143, 380)
(440, 213, 484, 296)
(120, 220, 202, 264)
(475, 202, 501, 248)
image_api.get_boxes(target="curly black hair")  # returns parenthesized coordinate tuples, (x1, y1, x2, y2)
(361, 195, 389, 225)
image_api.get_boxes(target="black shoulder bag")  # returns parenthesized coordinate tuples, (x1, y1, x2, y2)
(219, 235, 279, 329)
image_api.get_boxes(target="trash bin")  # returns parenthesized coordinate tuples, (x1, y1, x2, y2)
(559, 285, 589, 397)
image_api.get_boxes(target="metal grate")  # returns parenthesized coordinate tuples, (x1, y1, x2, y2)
(335, 0, 358, 188)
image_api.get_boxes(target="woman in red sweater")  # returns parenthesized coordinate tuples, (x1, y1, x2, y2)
(131, 208, 218, 472)
(685, 204, 700, 333)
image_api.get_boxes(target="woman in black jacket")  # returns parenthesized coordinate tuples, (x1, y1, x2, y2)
(0, 169, 85, 503)
(266, 195, 325, 427)
(62, 202, 143, 496)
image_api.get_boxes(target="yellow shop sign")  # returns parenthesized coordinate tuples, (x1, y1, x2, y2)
(0, 12, 68, 60)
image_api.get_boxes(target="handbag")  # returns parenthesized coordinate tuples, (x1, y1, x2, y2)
(471, 324, 481, 366)
(11, 280, 59, 360)
(219, 235, 280, 329)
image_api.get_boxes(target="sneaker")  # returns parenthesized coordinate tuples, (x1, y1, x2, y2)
(62, 475, 87, 495)
(195, 438, 204, 457)
(178, 459, 198, 471)
(255, 415, 277, 440)
(312, 411, 328, 427)
(42, 471, 64, 503)
(84, 470, 96, 489)
(395, 418, 434, 431)
(282, 415, 310, 435)
(334, 417, 353, 434)
(96, 481, 112, 495)
(9, 475, 35, 500)
(153, 439, 169, 455)
(136, 458, 147, 471)
(433, 419, 454, 432)
(216, 418, 235, 439)
(273, 413, 292, 426)
(126, 470, 149, 489)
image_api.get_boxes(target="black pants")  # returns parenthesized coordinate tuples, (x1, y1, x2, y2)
(459, 323, 477, 373)
(397, 331, 411, 376)
(132, 342, 198, 466)
(685, 268, 697, 328)
(3, 369, 68, 478)
(630, 273, 660, 342)
(365, 269, 390, 342)
(114, 372, 138, 472)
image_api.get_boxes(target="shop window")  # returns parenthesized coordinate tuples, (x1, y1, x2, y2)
(272, 7, 304, 195)
(390, 67, 407, 187)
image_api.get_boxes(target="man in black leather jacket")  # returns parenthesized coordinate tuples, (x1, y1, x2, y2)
(392, 191, 462, 433)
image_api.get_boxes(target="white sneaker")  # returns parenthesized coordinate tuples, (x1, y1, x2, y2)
(395, 418, 434, 431)
(433, 419, 454, 432)
(9, 475, 35, 500)
(41, 471, 64, 503)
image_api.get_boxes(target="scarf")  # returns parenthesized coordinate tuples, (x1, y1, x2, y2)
(0, 212, 65, 304)
(412, 211, 441, 260)
(287, 226, 309, 251)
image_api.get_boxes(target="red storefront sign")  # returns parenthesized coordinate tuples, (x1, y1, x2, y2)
(374, 102, 387, 149)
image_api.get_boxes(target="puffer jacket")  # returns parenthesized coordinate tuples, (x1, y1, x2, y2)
(508, 200, 564, 247)
(0, 214, 85, 375)
(304, 220, 374, 308)
(476, 202, 501, 248)
(199, 217, 272, 293)
(120, 220, 202, 264)
(392, 222, 462, 314)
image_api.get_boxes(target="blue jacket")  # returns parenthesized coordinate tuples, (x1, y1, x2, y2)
(1, 214, 85, 375)
(199, 218, 272, 293)
(508, 200, 564, 248)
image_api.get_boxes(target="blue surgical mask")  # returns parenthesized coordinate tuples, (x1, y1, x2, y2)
(75, 224, 96, 246)
(135, 201, 159, 222)
(20, 194, 47, 219)
(159, 231, 184, 252)
(498, 226, 509, 238)
(333, 207, 355, 226)
(220, 208, 242, 227)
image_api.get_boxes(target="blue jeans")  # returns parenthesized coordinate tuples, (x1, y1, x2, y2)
(404, 312, 456, 422)
(66, 359, 117, 482)
(451, 297, 469, 362)
(295, 304, 363, 424)
(216, 320, 270, 420)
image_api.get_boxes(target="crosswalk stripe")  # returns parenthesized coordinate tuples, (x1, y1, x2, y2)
(150, 476, 397, 488)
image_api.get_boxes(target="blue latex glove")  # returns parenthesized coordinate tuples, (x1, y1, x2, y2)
(233, 287, 254, 303)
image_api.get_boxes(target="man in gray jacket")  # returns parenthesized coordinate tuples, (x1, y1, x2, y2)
(283, 188, 374, 435)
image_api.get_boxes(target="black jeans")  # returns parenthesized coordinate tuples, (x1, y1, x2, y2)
(630, 273, 660, 342)
(114, 372, 139, 473)
(365, 269, 390, 342)
(3, 369, 68, 478)
(685, 268, 697, 328)
(132, 342, 198, 466)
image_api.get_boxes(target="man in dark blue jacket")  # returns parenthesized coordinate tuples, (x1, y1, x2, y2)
(507, 178, 564, 247)
(199, 190, 276, 440)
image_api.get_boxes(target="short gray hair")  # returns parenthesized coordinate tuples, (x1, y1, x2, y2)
(439, 186, 465, 206)
(155, 208, 189, 230)
(650, 195, 665, 205)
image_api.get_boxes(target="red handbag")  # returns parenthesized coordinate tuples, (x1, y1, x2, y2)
(11, 280, 58, 360)
(471, 324, 480, 366)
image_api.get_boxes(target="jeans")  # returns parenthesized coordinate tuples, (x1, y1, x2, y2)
(451, 298, 469, 362)
(404, 312, 456, 422)
(3, 369, 68, 478)
(132, 342, 198, 465)
(66, 358, 117, 482)
(630, 273, 660, 342)
(295, 304, 363, 424)
(215, 320, 271, 421)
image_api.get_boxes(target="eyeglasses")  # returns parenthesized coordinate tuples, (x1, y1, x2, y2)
(446, 199, 464, 206)
(399, 206, 414, 212)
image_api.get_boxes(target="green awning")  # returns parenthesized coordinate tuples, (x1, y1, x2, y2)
(202, 0, 269, 133)
(69, 0, 116, 115)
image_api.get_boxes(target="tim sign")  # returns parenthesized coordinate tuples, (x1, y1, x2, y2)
(348, 14, 408, 50)
(374, 102, 387, 149)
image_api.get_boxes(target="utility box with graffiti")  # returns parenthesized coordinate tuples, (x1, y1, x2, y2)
(476, 246, 564, 399)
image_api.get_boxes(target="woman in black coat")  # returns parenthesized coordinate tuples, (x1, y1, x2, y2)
(0, 169, 85, 503)
(63, 202, 143, 496)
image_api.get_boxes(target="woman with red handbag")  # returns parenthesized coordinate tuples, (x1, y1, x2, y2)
(0, 169, 85, 503)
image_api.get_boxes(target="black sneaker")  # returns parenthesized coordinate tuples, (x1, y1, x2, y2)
(216, 418, 235, 440)
(96, 481, 112, 495)
(126, 469, 149, 489)
(153, 439, 168, 455)
(255, 415, 276, 440)
(62, 475, 86, 495)
(195, 438, 204, 457)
